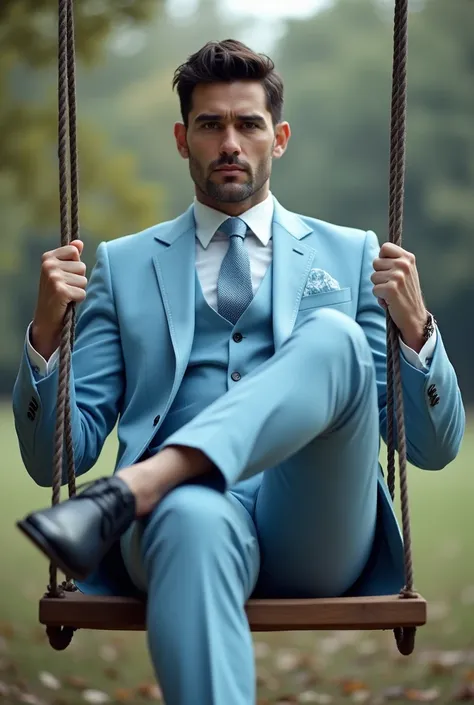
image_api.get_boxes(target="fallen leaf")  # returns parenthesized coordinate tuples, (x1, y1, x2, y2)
(275, 649, 303, 672)
(19, 693, 46, 705)
(383, 686, 406, 700)
(341, 679, 369, 695)
(436, 651, 465, 667)
(99, 645, 118, 663)
(0, 623, 14, 639)
(82, 689, 111, 704)
(114, 688, 133, 701)
(136, 683, 162, 700)
(318, 636, 343, 655)
(298, 694, 333, 704)
(65, 675, 88, 690)
(405, 688, 440, 702)
(254, 641, 271, 659)
(453, 684, 474, 701)
(38, 671, 61, 690)
(103, 667, 119, 680)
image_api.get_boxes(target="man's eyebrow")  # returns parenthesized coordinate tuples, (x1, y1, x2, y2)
(194, 114, 222, 123)
(194, 113, 266, 124)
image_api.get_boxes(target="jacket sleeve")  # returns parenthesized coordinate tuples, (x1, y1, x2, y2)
(12, 242, 125, 487)
(356, 229, 465, 470)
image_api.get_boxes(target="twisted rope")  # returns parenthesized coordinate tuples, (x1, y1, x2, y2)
(385, 0, 418, 656)
(48, 0, 78, 598)
(386, 0, 415, 599)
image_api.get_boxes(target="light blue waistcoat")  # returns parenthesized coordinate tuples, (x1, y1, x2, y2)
(149, 265, 274, 455)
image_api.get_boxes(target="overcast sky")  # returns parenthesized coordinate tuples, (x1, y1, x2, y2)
(167, 0, 330, 20)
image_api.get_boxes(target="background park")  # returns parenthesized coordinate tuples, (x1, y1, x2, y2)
(1, 0, 473, 702)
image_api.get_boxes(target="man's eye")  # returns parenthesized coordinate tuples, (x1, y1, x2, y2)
(242, 122, 258, 130)
(202, 122, 220, 130)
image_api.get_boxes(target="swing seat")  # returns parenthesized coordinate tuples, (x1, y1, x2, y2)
(39, 591, 426, 632)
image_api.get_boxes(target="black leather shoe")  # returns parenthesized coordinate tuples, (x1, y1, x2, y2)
(16, 476, 136, 581)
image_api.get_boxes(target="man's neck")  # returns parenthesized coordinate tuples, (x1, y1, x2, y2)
(195, 185, 270, 217)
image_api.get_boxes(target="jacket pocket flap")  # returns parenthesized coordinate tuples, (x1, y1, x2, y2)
(299, 287, 352, 311)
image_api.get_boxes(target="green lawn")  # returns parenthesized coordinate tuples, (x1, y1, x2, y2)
(1, 401, 473, 704)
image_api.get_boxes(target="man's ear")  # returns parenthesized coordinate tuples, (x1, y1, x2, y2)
(272, 121, 291, 159)
(174, 122, 189, 159)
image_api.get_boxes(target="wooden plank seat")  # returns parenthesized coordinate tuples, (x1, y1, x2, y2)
(40, 592, 427, 632)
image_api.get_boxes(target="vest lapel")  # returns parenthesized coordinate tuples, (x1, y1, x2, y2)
(271, 201, 316, 350)
(152, 206, 196, 382)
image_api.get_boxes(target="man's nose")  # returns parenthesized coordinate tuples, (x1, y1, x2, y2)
(219, 128, 241, 156)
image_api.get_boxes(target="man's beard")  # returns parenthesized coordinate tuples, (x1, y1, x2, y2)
(188, 153, 272, 204)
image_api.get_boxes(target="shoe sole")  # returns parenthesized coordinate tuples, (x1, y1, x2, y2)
(16, 518, 87, 582)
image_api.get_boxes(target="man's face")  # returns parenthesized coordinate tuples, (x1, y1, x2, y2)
(175, 81, 290, 207)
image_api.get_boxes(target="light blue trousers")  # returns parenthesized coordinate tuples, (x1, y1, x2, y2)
(131, 309, 380, 705)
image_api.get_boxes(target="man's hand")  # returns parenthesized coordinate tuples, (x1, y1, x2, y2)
(31, 239, 87, 360)
(371, 242, 428, 353)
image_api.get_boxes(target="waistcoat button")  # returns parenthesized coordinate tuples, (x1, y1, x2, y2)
(233, 332, 243, 343)
(231, 372, 241, 382)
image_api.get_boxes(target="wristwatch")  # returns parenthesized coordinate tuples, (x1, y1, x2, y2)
(422, 312, 436, 343)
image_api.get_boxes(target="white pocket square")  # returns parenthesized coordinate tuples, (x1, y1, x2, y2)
(303, 268, 341, 297)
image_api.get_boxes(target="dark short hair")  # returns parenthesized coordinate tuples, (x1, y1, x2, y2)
(172, 39, 284, 127)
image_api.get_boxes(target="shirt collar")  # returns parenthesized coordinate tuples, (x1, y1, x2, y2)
(193, 192, 274, 249)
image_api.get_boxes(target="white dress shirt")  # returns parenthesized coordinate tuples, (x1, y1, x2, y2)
(26, 192, 435, 375)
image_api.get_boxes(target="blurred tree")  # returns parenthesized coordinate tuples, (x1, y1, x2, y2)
(0, 0, 164, 243)
(273, 0, 474, 311)
(0, 0, 164, 389)
(272, 0, 474, 398)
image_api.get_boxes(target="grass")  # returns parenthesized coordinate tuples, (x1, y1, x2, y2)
(1, 401, 474, 704)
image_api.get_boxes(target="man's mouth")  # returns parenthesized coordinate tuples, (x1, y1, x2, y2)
(215, 166, 246, 172)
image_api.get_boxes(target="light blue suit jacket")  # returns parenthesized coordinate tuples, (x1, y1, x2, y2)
(13, 197, 465, 596)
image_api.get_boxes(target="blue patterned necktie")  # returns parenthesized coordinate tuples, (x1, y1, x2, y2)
(217, 217, 253, 324)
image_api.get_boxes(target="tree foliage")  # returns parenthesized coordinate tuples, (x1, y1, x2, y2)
(0, 0, 163, 244)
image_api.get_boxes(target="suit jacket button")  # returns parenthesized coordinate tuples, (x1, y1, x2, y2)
(231, 372, 241, 382)
(153, 415, 161, 426)
(233, 332, 243, 343)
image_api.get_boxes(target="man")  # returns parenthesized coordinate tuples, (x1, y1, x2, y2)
(13, 39, 464, 705)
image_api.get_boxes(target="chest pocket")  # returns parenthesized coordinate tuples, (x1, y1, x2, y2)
(299, 286, 352, 312)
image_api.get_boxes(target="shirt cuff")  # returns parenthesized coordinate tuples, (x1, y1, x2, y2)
(399, 327, 437, 371)
(26, 322, 60, 377)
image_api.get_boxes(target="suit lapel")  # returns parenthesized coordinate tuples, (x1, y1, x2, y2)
(272, 200, 316, 350)
(152, 206, 196, 380)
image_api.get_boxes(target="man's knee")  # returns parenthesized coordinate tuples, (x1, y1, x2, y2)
(142, 485, 233, 559)
(297, 308, 372, 363)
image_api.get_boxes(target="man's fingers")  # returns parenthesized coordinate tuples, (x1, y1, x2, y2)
(379, 242, 404, 258)
(373, 257, 393, 271)
(53, 243, 83, 262)
(371, 270, 392, 285)
(62, 272, 88, 288)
